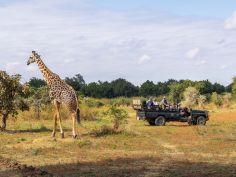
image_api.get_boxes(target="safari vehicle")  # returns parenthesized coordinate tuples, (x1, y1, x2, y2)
(133, 100, 209, 126)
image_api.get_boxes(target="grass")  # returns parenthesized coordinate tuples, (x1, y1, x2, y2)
(0, 106, 236, 176)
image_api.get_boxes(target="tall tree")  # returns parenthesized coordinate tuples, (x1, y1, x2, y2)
(65, 74, 85, 91)
(28, 77, 46, 88)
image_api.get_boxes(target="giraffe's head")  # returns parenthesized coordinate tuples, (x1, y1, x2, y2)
(27, 51, 40, 65)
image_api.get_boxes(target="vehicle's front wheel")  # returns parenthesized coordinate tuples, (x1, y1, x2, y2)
(155, 116, 166, 126)
(197, 116, 206, 125)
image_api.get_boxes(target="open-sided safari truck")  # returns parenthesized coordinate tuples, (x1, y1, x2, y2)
(133, 100, 209, 126)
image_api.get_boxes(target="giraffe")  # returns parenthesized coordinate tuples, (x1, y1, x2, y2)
(27, 51, 80, 139)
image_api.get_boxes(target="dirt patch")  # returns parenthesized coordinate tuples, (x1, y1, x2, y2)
(0, 157, 53, 177)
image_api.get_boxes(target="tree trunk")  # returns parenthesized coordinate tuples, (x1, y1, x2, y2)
(1, 114, 8, 131)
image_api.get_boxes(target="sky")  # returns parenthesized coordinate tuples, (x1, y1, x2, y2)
(1, 0, 236, 86)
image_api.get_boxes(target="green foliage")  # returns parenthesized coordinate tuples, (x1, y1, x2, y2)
(211, 92, 223, 107)
(28, 77, 46, 88)
(65, 74, 85, 91)
(104, 106, 128, 131)
(0, 71, 29, 130)
(198, 95, 207, 107)
(81, 78, 138, 98)
(223, 93, 232, 107)
(232, 77, 236, 100)
(182, 87, 200, 107)
(83, 97, 104, 108)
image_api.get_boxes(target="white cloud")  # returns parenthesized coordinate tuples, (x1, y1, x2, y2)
(0, 1, 235, 85)
(186, 48, 200, 59)
(220, 64, 228, 70)
(25, 65, 37, 72)
(195, 60, 206, 66)
(5, 62, 20, 71)
(138, 55, 151, 64)
(224, 11, 236, 29)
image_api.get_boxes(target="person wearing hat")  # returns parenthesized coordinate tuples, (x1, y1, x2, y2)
(161, 96, 169, 110)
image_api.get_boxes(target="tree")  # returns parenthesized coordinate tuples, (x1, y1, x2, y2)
(182, 87, 200, 107)
(0, 71, 29, 130)
(104, 106, 128, 131)
(139, 80, 156, 97)
(232, 77, 236, 100)
(198, 95, 207, 108)
(223, 93, 232, 107)
(28, 77, 46, 88)
(111, 78, 138, 97)
(65, 74, 85, 91)
(211, 92, 223, 107)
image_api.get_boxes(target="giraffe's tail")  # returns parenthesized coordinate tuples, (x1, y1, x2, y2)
(76, 108, 81, 125)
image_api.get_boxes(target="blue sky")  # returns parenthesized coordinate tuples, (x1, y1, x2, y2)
(92, 0, 236, 18)
(1, 0, 236, 85)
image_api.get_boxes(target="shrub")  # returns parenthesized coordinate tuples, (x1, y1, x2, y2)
(211, 92, 223, 107)
(89, 125, 115, 137)
(83, 97, 104, 108)
(223, 93, 232, 107)
(80, 105, 99, 121)
(104, 106, 128, 131)
(182, 87, 200, 107)
(198, 95, 207, 108)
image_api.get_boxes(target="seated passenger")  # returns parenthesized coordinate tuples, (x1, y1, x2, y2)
(161, 96, 169, 110)
(147, 97, 154, 109)
(153, 99, 160, 111)
(180, 107, 190, 117)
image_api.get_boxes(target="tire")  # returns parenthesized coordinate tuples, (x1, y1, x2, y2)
(148, 121, 155, 126)
(155, 116, 166, 126)
(197, 116, 206, 126)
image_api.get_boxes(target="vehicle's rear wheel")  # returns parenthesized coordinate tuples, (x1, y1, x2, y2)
(155, 116, 166, 126)
(197, 116, 206, 125)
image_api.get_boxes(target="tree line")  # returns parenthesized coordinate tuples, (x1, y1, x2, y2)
(1, 71, 236, 130)
(28, 74, 233, 101)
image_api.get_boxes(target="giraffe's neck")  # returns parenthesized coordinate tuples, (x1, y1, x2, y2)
(35, 58, 55, 85)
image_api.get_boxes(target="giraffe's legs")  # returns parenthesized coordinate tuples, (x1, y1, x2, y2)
(52, 100, 64, 138)
(71, 112, 78, 139)
(51, 111, 57, 138)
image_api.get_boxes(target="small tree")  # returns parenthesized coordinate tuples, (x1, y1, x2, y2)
(198, 95, 207, 108)
(105, 106, 128, 131)
(182, 87, 200, 107)
(211, 92, 223, 107)
(223, 93, 232, 107)
(232, 77, 236, 100)
(0, 71, 29, 130)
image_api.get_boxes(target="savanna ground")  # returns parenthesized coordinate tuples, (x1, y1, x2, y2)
(0, 105, 236, 177)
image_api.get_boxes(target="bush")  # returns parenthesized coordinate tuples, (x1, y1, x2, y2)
(89, 125, 116, 137)
(223, 93, 232, 107)
(83, 97, 104, 108)
(80, 105, 100, 121)
(211, 92, 223, 107)
(198, 95, 207, 108)
(182, 87, 200, 107)
(109, 97, 132, 107)
(104, 106, 128, 131)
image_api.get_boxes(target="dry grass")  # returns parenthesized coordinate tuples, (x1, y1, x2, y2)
(0, 105, 236, 177)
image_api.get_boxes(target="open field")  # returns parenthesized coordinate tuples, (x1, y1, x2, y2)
(0, 107, 236, 177)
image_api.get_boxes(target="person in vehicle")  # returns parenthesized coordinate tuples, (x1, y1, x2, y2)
(161, 96, 169, 110)
(147, 97, 154, 109)
(180, 107, 190, 117)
